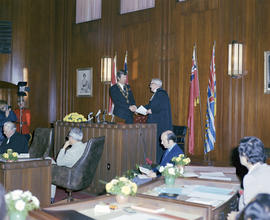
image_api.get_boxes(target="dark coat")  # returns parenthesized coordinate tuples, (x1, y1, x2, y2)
(145, 88, 172, 136)
(109, 83, 136, 123)
(0, 132, 28, 154)
(0, 110, 17, 142)
(160, 144, 184, 167)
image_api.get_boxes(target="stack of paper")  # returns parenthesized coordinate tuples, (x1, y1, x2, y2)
(198, 172, 231, 181)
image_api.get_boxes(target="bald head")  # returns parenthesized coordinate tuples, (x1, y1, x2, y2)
(161, 130, 176, 148)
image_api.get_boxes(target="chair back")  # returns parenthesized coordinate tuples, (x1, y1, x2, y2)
(51, 136, 105, 191)
(29, 128, 54, 158)
(172, 125, 187, 153)
(69, 136, 105, 190)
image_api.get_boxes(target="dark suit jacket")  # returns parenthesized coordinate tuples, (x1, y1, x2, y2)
(0, 132, 28, 154)
(145, 88, 172, 136)
(160, 144, 184, 167)
(109, 84, 136, 123)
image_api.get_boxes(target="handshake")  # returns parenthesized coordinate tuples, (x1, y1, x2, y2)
(129, 105, 151, 116)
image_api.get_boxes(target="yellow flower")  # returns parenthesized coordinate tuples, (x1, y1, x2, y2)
(176, 157, 181, 162)
(12, 152, 18, 157)
(7, 149, 13, 154)
(105, 182, 113, 191)
(121, 186, 131, 195)
(119, 177, 128, 182)
(179, 154, 184, 158)
(3, 153, 8, 159)
(131, 183, 137, 193)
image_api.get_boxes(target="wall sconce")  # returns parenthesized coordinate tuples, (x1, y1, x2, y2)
(101, 57, 112, 83)
(228, 41, 244, 78)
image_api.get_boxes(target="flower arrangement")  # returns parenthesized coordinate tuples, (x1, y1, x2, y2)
(1, 149, 18, 161)
(105, 176, 137, 196)
(5, 190, 40, 217)
(172, 154, 191, 166)
(63, 112, 87, 122)
(159, 163, 182, 178)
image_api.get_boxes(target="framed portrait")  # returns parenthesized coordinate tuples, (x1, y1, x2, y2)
(264, 51, 270, 94)
(77, 67, 93, 97)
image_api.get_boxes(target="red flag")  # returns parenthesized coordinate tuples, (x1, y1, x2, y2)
(188, 46, 199, 155)
(108, 54, 117, 115)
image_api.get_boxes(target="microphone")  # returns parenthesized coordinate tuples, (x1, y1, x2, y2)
(95, 109, 101, 123)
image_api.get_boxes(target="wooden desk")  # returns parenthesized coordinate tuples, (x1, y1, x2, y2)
(54, 121, 157, 194)
(0, 159, 51, 207)
(29, 195, 204, 220)
(137, 177, 240, 220)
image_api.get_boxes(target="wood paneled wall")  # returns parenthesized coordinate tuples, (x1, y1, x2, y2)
(1, 0, 270, 164)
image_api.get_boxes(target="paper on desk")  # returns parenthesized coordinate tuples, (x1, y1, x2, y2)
(199, 172, 225, 176)
(136, 105, 147, 115)
(198, 175, 231, 181)
(187, 197, 223, 207)
(137, 174, 151, 179)
(109, 213, 171, 220)
(182, 172, 199, 178)
(139, 166, 152, 175)
(18, 153, 30, 158)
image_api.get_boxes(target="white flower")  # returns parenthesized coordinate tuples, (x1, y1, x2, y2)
(11, 190, 23, 200)
(15, 200, 25, 211)
(32, 196, 40, 207)
(166, 163, 173, 167)
(168, 168, 175, 175)
(22, 191, 32, 200)
(159, 166, 165, 172)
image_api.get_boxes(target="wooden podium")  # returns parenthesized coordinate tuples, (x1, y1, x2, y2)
(54, 121, 157, 194)
(0, 159, 51, 207)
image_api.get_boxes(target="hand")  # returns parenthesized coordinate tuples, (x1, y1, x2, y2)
(5, 109, 10, 117)
(147, 170, 157, 178)
(63, 140, 71, 149)
(227, 211, 239, 220)
(146, 109, 152, 114)
(129, 105, 137, 112)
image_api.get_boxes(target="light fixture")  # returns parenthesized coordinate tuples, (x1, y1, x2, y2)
(228, 41, 244, 78)
(101, 57, 112, 83)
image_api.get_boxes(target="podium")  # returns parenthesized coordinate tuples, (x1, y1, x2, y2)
(54, 121, 157, 194)
(0, 159, 51, 207)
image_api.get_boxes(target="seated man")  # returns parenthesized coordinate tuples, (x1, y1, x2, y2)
(147, 130, 184, 177)
(0, 121, 28, 154)
(228, 136, 270, 220)
(51, 127, 87, 202)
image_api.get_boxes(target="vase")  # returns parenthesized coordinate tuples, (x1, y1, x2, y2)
(115, 195, 128, 204)
(164, 176, 176, 185)
(177, 165, 185, 175)
(8, 211, 27, 220)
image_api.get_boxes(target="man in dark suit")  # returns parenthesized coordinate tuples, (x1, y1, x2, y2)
(147, 130, 184, 177)
(145, 78, 173, 163)
(109, 70, 137, 123)
(0, 121, 28, 154)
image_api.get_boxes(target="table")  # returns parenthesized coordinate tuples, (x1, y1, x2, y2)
(0, 158, 51, 207)
(29, 195, 204, 220)
(136, 177, 240, 220)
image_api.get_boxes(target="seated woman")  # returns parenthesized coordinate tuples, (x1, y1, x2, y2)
(51, 127, 86, 203)
(228, 136, 270, 220)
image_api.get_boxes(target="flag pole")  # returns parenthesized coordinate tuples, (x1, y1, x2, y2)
(194, 44, 209, 163)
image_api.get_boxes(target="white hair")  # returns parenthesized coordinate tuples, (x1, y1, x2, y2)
(151, 78, 162, 87)
(4, 121, 16, 131)
(69, 128, 83, 141)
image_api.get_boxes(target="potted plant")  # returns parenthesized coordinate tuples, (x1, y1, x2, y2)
(1, 149, 18, 162)
(105, 176, 137, 204)
(5, 190, 40, 220)
(159, 163, 182, 185)
(171, 154, 191, 174)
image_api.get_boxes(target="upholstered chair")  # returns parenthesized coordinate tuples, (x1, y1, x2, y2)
(172, 125, 187, 153)
(51, 136, 105, 202)
(29, 128, 54, 158)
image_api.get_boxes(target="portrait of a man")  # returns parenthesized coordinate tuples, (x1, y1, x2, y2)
(77, 68, 93, 96)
